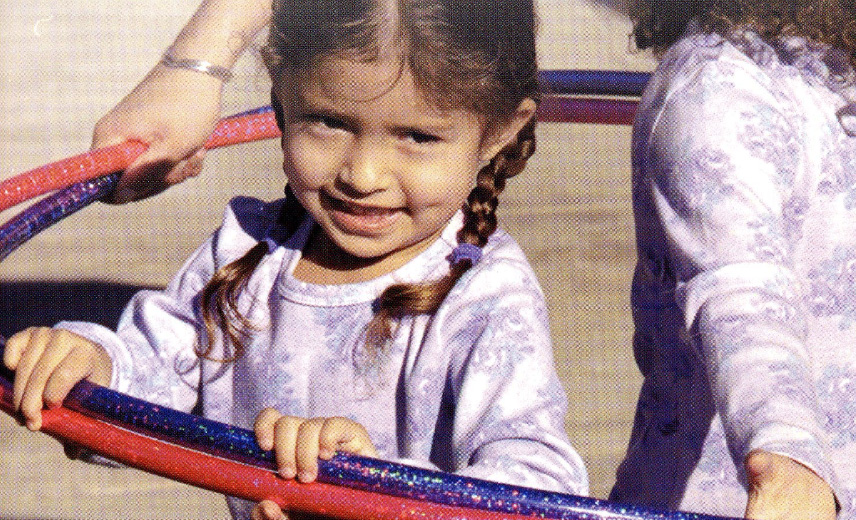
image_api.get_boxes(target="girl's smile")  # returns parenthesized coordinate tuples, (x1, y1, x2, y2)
(320, 192, 404, 237)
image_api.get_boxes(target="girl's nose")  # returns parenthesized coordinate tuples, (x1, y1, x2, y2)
(338, 139, 390, 194)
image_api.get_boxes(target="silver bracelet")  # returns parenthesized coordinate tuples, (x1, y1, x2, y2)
(160, 51, 233, 82)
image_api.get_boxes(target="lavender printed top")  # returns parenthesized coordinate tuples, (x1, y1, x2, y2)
(611, 25, 856, 517)
(58, 197, 587, 519)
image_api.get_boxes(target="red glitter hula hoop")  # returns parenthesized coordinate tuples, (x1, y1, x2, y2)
(0, 74, 738, 520)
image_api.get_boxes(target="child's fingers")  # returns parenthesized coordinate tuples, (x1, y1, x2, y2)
(11, 329, 106, 431)
(294, 418, 327, 482)
(42, 342, 110, 409)
(11, 328, 55, 412)
(3, 327, 37, 370)
(6, 328, 42, 421)
(254, 407, 284, 451)
(251, 499, 287, 520)
(256, 413, 377, 484)
(17, 330, 89, 430)
(272, 415, 305, 480)
(318, 417, 378, 459)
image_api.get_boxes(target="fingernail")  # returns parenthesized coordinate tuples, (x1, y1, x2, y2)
(298, 470, 315, 483)
(318, 448, 334, 459)
(26, 419, 40, 431)
(279, 466, 296, 479)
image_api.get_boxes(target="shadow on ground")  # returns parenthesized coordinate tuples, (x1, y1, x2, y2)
(0, 282, 152, 338)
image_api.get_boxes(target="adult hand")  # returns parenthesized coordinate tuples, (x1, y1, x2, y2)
(744, 450, 837, 520)
(92, 64, 224, 203)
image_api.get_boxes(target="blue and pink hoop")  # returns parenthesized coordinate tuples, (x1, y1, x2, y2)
(0, 70, 739, 520)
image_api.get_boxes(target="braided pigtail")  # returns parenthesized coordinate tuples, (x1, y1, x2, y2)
(198, 242, 268, 361)
(365, 116, 538, 353)
(198, 187, 305, 361)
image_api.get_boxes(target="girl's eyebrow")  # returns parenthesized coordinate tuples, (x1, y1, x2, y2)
(393, 120, 457, 136)
(298, 91, 460, 134)
(293, 96, 355, 124)
(294, 93, 353, 121)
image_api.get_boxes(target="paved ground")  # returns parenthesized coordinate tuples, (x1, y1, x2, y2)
(0, 1, 655, 517)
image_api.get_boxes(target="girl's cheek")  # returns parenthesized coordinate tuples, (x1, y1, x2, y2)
(284, 143, 326, 183)
(406, 174, 474, 209)
(288, 134, 350, 178)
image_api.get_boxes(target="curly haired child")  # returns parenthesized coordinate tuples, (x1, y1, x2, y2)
(612, 1, 856, 518)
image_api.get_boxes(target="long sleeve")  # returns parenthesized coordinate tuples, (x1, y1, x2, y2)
(56, 197, 280, 411)
(640, 51, 835, 486)
(615, 30, 856, 515)
(402, 237, 588, 495)
(55, 201, 586, 519)
(57, 243, 211, 410)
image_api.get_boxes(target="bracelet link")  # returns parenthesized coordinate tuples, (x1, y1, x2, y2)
(160, 51, 233, 82)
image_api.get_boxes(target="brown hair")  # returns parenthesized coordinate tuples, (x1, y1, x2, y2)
(198, 0, 540, 360)
(632, 0, 856, 65)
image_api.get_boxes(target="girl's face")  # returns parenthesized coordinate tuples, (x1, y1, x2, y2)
(274, 54, 520, 270)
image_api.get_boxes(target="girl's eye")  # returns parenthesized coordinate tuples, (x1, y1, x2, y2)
(303, 113, 347, 131)
(405, 130, 441, 144)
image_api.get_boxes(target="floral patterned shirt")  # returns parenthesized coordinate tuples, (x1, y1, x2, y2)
(59, 196, 587, 519)
(611, 25, 856, 518)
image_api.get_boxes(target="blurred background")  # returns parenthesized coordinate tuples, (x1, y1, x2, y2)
(0, 0, 655, 517)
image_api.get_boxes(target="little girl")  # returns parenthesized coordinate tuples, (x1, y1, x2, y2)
(3, 0, 588, 518)
(612, 1, 856, 519)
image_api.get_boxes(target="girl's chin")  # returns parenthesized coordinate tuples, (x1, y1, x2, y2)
(324, 234, 401, 261)
(321, 228, 431, 268)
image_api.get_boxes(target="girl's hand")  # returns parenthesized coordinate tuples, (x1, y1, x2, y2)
(3, 327, 112, 431)
(251, 500, 287, 520)
(92, 64, 223, 203)
(252, 410, 378, 520)
(250, 500, 330, 520)
(744, 450, 837, 520)
(254, 409, 378, 482)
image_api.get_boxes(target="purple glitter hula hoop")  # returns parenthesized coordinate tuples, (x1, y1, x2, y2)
(0, 94, 739, 520)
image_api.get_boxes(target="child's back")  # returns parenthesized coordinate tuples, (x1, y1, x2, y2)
(614, 8, 856, 518)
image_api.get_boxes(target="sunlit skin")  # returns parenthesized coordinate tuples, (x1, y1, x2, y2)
(4, 327, 112, 431)
(275, 53, 528, 285)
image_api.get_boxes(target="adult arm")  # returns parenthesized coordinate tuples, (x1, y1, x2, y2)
(93, 0, 271, 203)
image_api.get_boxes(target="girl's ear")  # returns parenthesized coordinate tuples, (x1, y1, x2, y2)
(479, 98, 538, 162)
